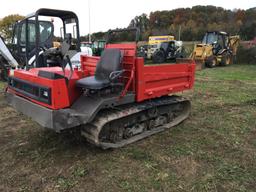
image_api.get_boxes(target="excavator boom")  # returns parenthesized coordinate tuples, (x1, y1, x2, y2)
(0, 37, 18, 68)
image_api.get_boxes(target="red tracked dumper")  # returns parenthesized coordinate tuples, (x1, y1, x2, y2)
(6, 29, 195, 149)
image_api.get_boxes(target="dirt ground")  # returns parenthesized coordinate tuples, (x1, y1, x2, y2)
(0, 64, 256, 192)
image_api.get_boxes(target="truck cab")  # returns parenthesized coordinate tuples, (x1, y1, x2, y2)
(10, 8, 81, 68)
(10, 19, 54, 66)
(202, 31, 229, 55)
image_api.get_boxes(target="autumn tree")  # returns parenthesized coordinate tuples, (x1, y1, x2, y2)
(0, 14, 25, 41)
(86, 6, 256, 42)
(127, 6, 256, 41)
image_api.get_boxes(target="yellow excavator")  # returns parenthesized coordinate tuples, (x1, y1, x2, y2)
(191, 31, 240, 70)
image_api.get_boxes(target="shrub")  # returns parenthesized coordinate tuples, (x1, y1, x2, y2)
(236, 46, 256, 64)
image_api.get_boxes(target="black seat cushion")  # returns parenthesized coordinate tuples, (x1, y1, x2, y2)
(76, 76, 110, 90)
(76, 48, 122, 90)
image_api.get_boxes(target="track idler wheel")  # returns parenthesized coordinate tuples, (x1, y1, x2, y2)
(124, 123, 146, 139)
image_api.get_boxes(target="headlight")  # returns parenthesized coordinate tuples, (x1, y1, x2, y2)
(40, 89, 50, 100)
(40, 88, 51, 104)
(42, 91, 48, 97)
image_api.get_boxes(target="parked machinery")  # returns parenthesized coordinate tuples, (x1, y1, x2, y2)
(80, 41, 93, 56)
(6, 26, 195, 149)
(191, 31, 240, 69)
(92, 40, 106, 56)
(0, 19, 54, 81)
(80, 40, 105, 56)
(152, 40, 184, 63)
(0, 35, 19, 80)
(137, 44, 148, 59)
(0, 8, 85, 80)
(0, 55, 9, 81)
(147, 35, 175, 59)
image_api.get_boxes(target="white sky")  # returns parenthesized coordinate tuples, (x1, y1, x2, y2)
(0, 0, 255, 36)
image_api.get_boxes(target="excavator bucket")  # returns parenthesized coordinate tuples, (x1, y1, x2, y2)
(190, 44, 206, 70)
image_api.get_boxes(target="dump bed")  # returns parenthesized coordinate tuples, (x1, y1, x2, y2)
(135, 58, 195, 102)
(81, 44, 196, 103)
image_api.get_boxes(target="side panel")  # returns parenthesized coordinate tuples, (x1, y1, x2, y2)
(136, 58, 196, 102)
(8, 67, 83, 109)
(80, 55, 100, 76)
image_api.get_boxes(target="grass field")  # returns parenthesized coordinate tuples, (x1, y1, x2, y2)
(0, 64, 256, 192)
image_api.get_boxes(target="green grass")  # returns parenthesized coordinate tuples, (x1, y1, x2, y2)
(0, 64, 256, 191)
(197, 64, 256, 81)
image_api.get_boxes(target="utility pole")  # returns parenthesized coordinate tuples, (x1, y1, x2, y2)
(178, 25, 181, 41)
(88, 0, 91, 42)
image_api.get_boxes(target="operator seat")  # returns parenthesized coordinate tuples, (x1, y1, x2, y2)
(76, 48, 123, 90)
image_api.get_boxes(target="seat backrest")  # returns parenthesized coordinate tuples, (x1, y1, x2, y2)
(95, 48, 122, 79)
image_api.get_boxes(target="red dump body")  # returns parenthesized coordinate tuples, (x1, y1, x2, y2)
(8, 43, 195, 110)
(81, 43, 195, 102)
(135, 58, 195, 102)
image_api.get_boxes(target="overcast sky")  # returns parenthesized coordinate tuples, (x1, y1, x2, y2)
(0, 0, 255, 35)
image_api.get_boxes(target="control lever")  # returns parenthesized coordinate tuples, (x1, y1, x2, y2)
(61, 55, 73, 85)
(66, 55, 73, 81)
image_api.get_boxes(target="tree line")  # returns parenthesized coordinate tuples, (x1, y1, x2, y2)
(1, 6, 255, 42)
(0, 14, 24, 41)
(89, 6, 256, 42)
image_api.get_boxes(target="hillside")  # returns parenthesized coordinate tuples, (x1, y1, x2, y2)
(91, 6, 256, 41)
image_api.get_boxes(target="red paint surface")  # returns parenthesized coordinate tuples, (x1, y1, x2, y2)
(8, 43, 195, 110)
(9, 67, 83, 110)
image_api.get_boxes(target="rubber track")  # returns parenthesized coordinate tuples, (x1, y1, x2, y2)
(81, 96, 191, 149)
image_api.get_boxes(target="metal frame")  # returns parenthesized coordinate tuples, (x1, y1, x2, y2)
(204, 31, 229, 48)
(10, 19, 54, 65)
(20, 8, 81, 68)
(6, 91, 135, 131)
